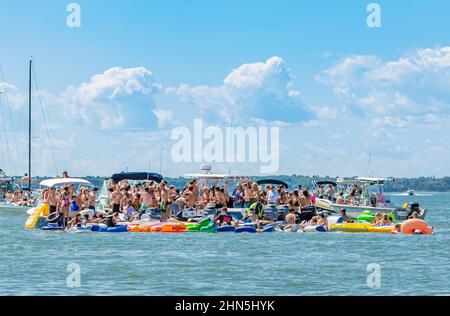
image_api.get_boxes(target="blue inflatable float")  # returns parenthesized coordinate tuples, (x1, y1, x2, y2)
(217, 225, 236, 232)
(235, 226, 257, 233)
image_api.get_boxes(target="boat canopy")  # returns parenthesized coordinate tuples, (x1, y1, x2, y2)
(315, 180, 337, 187)
(111, 172, 163, 184)
(337, 177, 389, 185)
(256, 179, 289, 189)
(40, 178, 94, 188)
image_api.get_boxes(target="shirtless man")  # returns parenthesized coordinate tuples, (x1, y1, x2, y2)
(243, 182, 253, 208)
(326, 185, 334, 201)
(48, 187, 58, 214)
(140, 187, 154, 212)
(335, 192, 345, 205)
(89, 188, 98, 211)
(110, 186, 124, 213)
(285, 209, 297, 225)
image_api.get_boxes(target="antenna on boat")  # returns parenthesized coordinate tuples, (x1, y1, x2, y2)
(28, 58, 32, 191)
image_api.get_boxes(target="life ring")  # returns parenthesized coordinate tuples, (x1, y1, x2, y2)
(400, 219, 433, 235)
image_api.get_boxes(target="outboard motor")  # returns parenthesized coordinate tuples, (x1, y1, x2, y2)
(262, 204, 278, 221)
(276, 205, 289, 221)
(299, 205, 317, 223)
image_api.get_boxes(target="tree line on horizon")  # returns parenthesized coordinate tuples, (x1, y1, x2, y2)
(26, 175, 450, 192)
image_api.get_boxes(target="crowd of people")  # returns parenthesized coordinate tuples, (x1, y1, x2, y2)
(1, 170, 34, 206)
(2, 167, 405, 232)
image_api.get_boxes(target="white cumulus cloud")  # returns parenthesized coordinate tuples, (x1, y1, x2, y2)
(166, 56, 314, 125)
(62, 67, 161, 129)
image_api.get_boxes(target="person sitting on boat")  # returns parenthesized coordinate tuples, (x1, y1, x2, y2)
(335, 192, 345, 205)
(408, 211, 420, 219)
(214, 207, 234, 226)
(339, 208, 354, 223)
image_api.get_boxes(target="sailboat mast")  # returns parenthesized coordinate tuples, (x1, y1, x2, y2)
(28, 59, 32, 191)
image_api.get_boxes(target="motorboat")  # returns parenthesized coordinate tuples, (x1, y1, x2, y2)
(25, 178, 95, 229)
(312, 177, 427, 221)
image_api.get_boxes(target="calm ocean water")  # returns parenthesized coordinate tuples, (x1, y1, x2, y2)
(0, 193, 449, 296)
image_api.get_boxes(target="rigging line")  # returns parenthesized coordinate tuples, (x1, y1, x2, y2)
(31, 63, 59, 176)
(0, 64, 25, 171)
(0, 95, 18, 175)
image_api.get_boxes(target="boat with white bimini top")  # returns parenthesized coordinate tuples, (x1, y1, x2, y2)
(25, 178, 95, 228)
(312, 177, 427, 221)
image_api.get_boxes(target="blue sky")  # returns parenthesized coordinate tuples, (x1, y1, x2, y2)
(1, 0, 450, 178)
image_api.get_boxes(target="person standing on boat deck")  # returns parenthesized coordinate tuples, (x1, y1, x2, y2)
(21, 173, 30, 191)
(326, 185, 334, 201)
(48, 187, 57, 214)
(62, 170, 69, 178)
(300, 190, 312, 208)
(59, 187, 71, 226)
(243, 182, 253, 208)
(110, 186, 123, 213)
(140, 187, 152, 212)
(267, 185, 279, 205)
(89, 187, 98, 211)
(317, 184, 324, 197)
(377, 191, 387, 207)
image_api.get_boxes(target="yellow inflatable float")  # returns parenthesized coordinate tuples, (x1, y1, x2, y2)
(330, 222, 395, 233)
